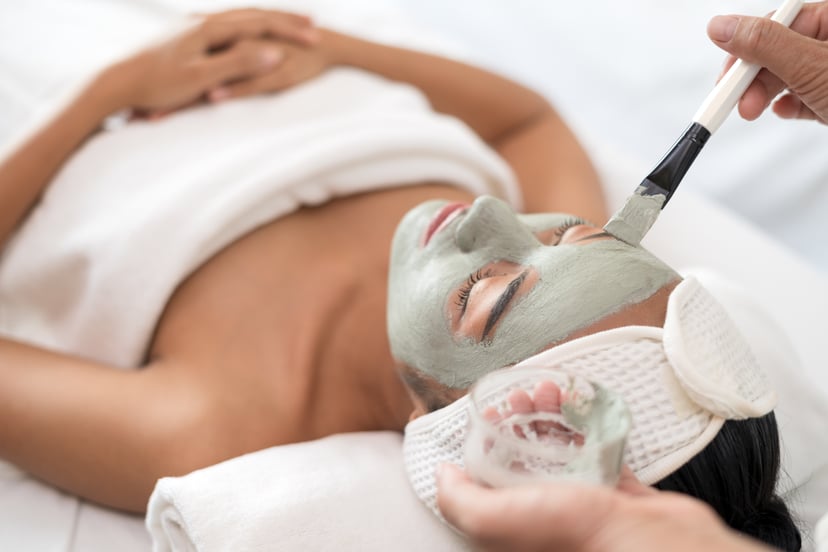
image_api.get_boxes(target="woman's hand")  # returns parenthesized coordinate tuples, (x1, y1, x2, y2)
(116, 9, 319, 114)
(205, 32, 335, 103)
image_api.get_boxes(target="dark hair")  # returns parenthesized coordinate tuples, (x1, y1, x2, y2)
(655, 412, 801, 551)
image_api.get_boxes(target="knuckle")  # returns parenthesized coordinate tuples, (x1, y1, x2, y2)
(240, 44, 264, 72)
(281, 68, 299, 85)
(742, 17, 777, 56)
(197, 18, 215, 38)
(187, 62, 209, 83)
(454, 512, 487, 538)
(458, 508, 499, 540)
(818, 3, 828, 27)
(785, 41, 828, 94)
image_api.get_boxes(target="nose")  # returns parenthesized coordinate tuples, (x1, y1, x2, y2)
(455, 196, 537, 253)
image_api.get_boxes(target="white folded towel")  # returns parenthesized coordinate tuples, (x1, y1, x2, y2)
(147, 432, 470, 552)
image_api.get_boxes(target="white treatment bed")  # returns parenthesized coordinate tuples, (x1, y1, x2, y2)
(1, 1, 826, 551)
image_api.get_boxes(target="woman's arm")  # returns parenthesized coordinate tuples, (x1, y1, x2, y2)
(0, 70, 124, 250)
(0, 9, 316, 250)
(206, 25, 607, 222)
(0, 337, 275, 513)
(0, 10, 318, 510)
(321, 31, 607, 223)
(0, 340, 190, 512)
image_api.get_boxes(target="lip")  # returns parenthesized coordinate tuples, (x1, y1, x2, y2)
(422, 202, 468, 247)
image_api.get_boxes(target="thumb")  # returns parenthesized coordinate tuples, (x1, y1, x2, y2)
(708, 14, 822, 93)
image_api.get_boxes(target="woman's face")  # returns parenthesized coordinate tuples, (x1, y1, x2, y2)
(387, 196, 679, 388)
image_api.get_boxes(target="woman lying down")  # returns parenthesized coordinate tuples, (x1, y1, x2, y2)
(0, 8, 800, 550)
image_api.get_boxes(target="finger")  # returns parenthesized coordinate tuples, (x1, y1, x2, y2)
(207, 72, 283, 102)
(438, 463, 614, 548)
(787, 3, 828, 41)
(716, 54, 787, 110)
(505, 388, 534, 438)
(616, 465, 657, 496)
(773, 93, 820, 121)
(200, 10, 317, 48)
(737, 75, 777, 120)
(208, 77, 277, 102)
(148, 110, 172, 121)
(708, 13, 827, 104)
(197, 40, 284, 90)
(715, 8, 776, 79)
(481, 406, 502, 424)
(532, 381, 562, 413)
(437, 463, 541, 540)
(436, 464, 502, 534)
(208, 53, 319, 102)
(200, 7, 313, 28)
(506, 388, 533, 414)
(207, 8, 314, 33)
(140, 97, 204, 120)
(531, 380, 565, 437)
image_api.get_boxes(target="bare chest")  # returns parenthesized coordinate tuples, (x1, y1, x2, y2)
(149, 184, 475, 441)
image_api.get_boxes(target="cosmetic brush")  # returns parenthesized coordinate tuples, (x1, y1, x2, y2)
(603, 0, 804, 246)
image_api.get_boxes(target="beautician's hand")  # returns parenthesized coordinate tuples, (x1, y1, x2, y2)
(118, 9, 318, 114)
(708, 2, 828, 123)
(437, 465, 771, 552)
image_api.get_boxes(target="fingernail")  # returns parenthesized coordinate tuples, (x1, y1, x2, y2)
(709, 15, 739, 42)
(209, 88, 230, 102)
(260, 48, 283, 68)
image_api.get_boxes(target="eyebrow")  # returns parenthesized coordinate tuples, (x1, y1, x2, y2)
(482, 270, 529, 341)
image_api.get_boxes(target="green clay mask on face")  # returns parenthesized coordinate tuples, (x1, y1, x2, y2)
(603, 186, 666, 246)
(387, 196, 679, 388)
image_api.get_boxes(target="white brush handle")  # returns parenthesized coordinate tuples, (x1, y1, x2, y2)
(693, 0, 804, 133)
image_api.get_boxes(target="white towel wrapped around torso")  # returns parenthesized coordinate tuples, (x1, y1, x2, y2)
(0, 67, 518, 367)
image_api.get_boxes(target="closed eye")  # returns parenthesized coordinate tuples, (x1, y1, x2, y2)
(456, 269, 494, 314)
(482, 270, 529, 341)
(448, 261, 538, 342)
(551, 217, 586, 244)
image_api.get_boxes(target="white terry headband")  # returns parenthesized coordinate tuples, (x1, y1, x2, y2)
(403, 276, 777, 516)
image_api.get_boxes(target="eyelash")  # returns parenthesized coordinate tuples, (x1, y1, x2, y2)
(456, 268, 494, 313)
(553, 217, 586, 244)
